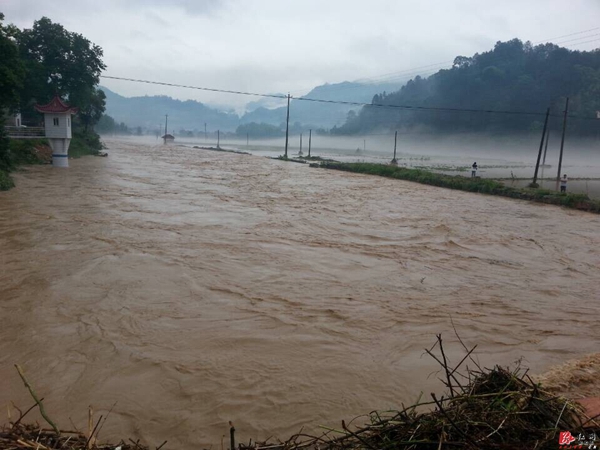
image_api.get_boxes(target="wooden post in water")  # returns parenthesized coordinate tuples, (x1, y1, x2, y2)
(532, 108, 550, 187)
(556, 97, 569, 190)
(308, 129, 312, 157)
(284, 94, 290, 159)
(229, 422, 235, 450)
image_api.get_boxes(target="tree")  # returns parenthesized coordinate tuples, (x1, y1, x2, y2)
(95, 114, 117, 134)
(77, 88, 106, 132)
(336, 39, 600, 135)
(0, 13, 25, 111)
(16, 17, 106, 122)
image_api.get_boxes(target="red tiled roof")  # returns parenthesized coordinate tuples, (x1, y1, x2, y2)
(34, 95, 79, 114)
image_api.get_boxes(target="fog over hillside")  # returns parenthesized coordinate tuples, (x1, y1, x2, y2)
(101, 80, 406, 131)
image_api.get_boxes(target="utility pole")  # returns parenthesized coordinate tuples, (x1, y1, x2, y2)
(532, 108, 550, 187)
(542, 123, 550, 167)
(204, 123, 207, 141)
(299, 133, 303, 155)
(217, 130, 220, 149)
(164, 114, 168, 144)
(363, 139, 366, 152)
(308, 129, 312, 157)
(556, 97, 569, 190)
(284, 94, 290, 159)
(392, 130, 398, 164)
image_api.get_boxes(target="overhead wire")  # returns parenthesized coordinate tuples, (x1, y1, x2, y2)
(100, 74, 600, 121)
(287, 26, 600, 98)
(100, 26, 600, 125)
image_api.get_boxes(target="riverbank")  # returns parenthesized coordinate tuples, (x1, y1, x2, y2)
(0, 131, 103, 191)
(318, 161, 600, 213)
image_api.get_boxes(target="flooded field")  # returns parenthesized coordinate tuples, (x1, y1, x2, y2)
(1, 139, 599, 448)
(169, 133, 600, 198)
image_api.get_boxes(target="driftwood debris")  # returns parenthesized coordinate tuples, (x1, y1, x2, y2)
(3, 336, 599, 449)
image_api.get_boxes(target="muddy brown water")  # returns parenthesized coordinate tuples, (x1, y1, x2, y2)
(1, 139, 599, 448)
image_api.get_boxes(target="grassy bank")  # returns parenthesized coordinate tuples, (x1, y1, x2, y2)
(0, 131, 102, 191)
(68, 131, 103, 158)
(320, 162, 600, 213)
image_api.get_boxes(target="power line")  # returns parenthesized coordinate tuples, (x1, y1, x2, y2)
(533, 26, 600, 44)
(102, 74, 589, 120)
(101, 75, 288, 100)
(567, 37, 600, 48)
(293, 27, 600, 97)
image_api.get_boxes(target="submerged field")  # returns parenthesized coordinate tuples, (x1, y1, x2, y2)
(1, 139, 599, 448)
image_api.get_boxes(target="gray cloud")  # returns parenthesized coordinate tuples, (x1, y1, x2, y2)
(2, 0, 599, 111)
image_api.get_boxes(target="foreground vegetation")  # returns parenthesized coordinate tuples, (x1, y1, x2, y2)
(320, 161, 600, 213)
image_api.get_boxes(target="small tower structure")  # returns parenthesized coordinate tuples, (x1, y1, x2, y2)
(35, 96, 78, 168)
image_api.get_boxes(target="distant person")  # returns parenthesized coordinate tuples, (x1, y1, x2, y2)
(471, 162, 478, 178)
(560, 174, 568, 193)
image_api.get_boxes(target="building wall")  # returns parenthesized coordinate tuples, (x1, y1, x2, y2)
(2, 111, 21, 127)
(43, 113, 72, 139)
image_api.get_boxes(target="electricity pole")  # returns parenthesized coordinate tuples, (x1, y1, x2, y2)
(164, 114, 168, 144)
(284, 94, 290, 159)
(204, 123, 207, 141)
(392, 130, 398, 164)
(542, 122, 550, 167)
(556, 97, 569, 190)
(308, 129, 312, 157)
(532, 108, 550, 187)
(299, 133, 303, 155)
(217, 130, 220, 149)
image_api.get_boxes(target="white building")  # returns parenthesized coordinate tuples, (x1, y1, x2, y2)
(3, 111, 21, 127)
(35, 96, 78, 168)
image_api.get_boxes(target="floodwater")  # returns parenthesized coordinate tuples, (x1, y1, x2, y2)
(169, 133, 600, 198)
(1, 139, 599, 448)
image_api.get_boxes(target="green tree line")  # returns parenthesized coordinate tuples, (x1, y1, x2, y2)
(333, 39, 600, 135)
(0, 13, 108, 188)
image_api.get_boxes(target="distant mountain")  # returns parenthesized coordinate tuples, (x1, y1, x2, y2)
(100, 79, 407, 132)
(240, 81, 406, 128)
(100, 87, 240, 132)
(245, 95, 287, 112)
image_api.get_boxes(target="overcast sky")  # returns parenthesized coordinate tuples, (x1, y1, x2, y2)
(3, 0, 600, 110)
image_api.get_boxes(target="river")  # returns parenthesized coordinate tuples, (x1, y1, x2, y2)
(1, 139, 599, 448)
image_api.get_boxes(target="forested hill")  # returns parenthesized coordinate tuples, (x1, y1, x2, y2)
(334, 39, 600, 135)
